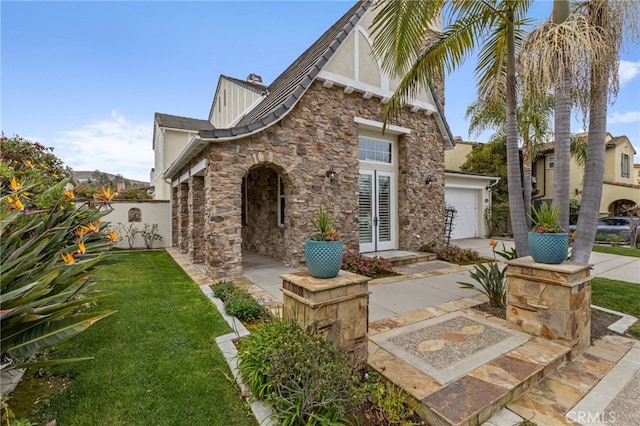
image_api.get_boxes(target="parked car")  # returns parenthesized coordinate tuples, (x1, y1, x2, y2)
(569, 216, 639, 243)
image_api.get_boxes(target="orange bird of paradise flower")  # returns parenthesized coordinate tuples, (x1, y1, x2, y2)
(77, 241, 86, 255)
(94, 186, 115, 202)
(82, 221, 100, 233)
(61, 252, 75, 265)
(10, 177, 22, 192)
(75, 227, 86, 239)
(6, 196, 24, 210)
(107, 230, 118, 243)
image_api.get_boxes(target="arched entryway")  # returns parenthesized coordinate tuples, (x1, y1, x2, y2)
(609, 199, 637, 216)
(241, 164, 291, 262)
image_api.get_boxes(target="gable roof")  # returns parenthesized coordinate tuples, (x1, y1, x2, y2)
(201, 0, 370, 139)
(165, 0, 455, 178)
(155, 113, 214, 132)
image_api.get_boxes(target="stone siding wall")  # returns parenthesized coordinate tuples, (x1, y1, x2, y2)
(171, 80, 445, 278)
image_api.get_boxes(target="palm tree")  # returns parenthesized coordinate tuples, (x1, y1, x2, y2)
(466, 95, 554, 226)
(571, 0, 639, 263)
(370, 0, 533, 256)
(520, 0, 638, 263)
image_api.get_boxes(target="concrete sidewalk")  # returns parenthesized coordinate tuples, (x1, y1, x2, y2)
(451, 237, 640, 284)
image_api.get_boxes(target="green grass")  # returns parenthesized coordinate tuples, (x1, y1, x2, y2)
(591, 244, 640, 257)
(26, 251, 257, 426)
(592, 277, 640, 338)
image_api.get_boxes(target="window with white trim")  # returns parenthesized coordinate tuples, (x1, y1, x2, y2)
(621, 153, 630, 178)
(547, 155, 555, 169)
(358, 137, 392, 163)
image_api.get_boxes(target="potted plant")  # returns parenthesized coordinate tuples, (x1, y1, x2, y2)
(305, 207, 343, 278)
(528, 203, 569, 264)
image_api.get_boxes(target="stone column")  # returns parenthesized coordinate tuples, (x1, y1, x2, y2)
(506, 256, 591, 357)
(188, 175, 205, 263)
(177, 182, 189, 253)
(281, 270, 370, 367)
(171, 186, 179, 247)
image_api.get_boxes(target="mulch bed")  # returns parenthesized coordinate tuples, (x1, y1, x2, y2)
(472, 303, 628, 342)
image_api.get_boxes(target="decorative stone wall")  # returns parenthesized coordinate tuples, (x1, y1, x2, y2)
(177, 182, 189, 253)
(188, 175, 205, 263)
(506, 256, 591, 357)
(281, 270, 371, 367)
(171, 80, 445, 278)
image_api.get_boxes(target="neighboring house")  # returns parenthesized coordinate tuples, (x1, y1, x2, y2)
(443, 138, 499, 239)
(153, 0, 457, 278)
(533, 133, 640, 215)
(151, 114, 214, 200)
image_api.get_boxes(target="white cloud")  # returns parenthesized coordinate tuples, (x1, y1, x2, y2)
(53, 111, 153, 182)
(608, 110, 640, 124)
(619, 60, 640, 87)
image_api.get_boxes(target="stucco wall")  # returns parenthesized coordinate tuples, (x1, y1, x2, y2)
(103, 200, 171, 249)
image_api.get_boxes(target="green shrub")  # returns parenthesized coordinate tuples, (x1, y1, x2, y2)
(353, 372, 415, 425)
(420, 241, 480, 264)
(238, 319, 357, 425)
(223, 294, 264, 323)
(212, 280, 238, 302)
(485, 202, 512, 237)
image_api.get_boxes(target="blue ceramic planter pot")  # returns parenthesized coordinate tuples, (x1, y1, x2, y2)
(528, 232, 569, 264)
(305, 240, 343, 279)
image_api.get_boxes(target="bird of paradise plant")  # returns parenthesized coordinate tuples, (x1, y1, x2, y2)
(1, 138, 117, 374)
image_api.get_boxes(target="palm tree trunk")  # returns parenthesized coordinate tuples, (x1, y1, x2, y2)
(505, 13, 530, 256)
(572, 92, 606, 263)
(572, 1, 608, 263)
(522, 138, 533, 228)
(553, 0, 571, 232)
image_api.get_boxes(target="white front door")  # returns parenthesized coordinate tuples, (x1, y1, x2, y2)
(359, 169, 395, 252)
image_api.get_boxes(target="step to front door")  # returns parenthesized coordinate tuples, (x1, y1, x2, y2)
(368, 306, 570, 426)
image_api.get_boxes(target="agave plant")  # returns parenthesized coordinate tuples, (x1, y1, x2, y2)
(1, 178, 116, 371)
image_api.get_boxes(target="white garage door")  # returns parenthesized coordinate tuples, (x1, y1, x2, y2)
(445, 188, 478, 239)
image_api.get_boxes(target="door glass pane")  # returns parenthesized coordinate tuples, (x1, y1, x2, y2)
(378, 175, 391, 242)
(358, 174, 373, 244)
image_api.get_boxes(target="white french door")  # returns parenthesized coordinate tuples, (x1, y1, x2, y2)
(358, 169, 395, 252)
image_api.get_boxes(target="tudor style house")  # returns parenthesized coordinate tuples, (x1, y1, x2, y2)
(152, 0, 456, 278)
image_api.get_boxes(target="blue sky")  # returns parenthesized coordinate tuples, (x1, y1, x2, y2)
(2, 1, 639, 183)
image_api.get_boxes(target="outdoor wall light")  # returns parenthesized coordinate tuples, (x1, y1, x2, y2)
(425, 175, 436, 185)
(326, 166, 337, 181)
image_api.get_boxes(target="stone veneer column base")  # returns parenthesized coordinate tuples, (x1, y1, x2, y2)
(506, 256, 591, 358)
(281, 270, 370, 367)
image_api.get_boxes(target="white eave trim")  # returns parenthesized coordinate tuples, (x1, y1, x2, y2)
(354, 117, 411, 135)
(317, 70, 438, 114)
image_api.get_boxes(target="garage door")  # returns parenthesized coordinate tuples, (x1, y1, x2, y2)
(445, 188, 478, 239)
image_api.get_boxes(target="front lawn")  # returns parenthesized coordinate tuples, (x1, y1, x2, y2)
(592, 277, 640, 338)
(12, 251, 257, 426)
(591, 244, 640, 258)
